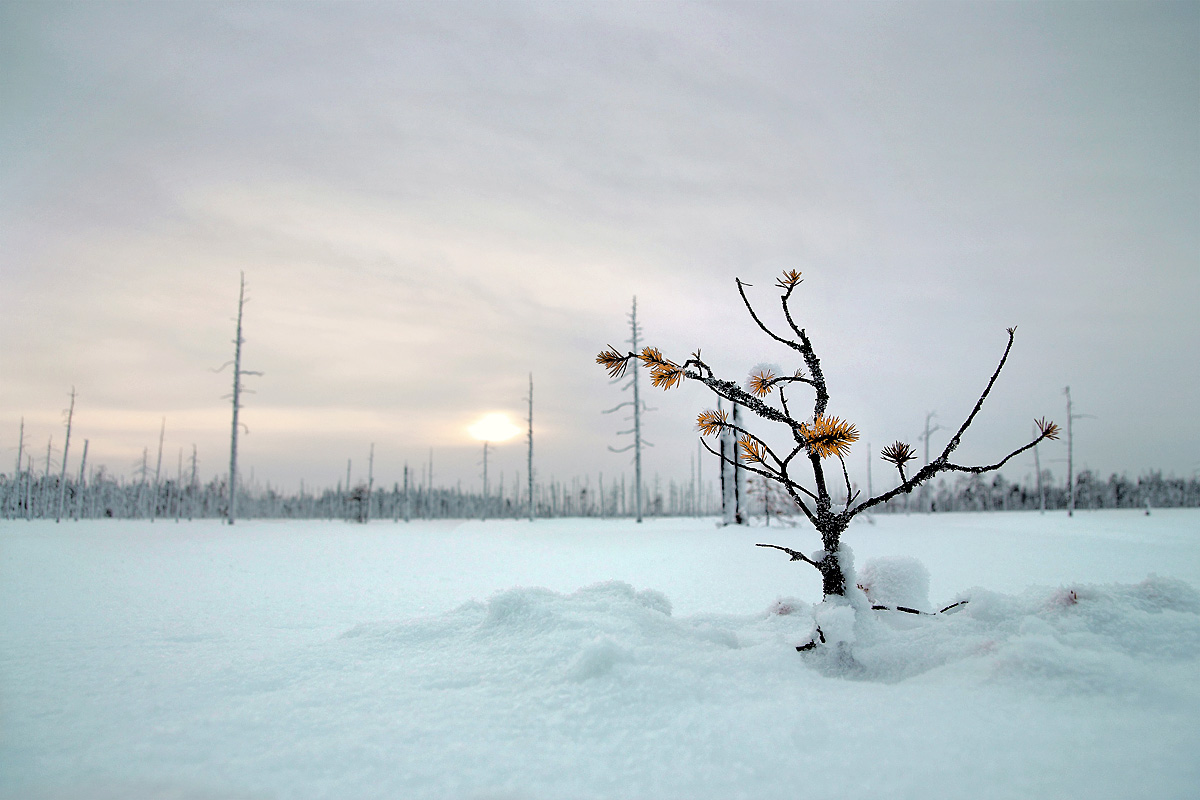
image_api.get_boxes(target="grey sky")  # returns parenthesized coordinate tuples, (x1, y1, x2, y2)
(2, 1, 1197, 495)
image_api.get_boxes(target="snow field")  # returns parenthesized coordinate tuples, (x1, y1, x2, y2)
(2, 510, 1199, 799)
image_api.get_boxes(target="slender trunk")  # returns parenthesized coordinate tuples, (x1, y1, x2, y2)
(733, 402, 746, 523)
(57, 389, 76, 522)
(1033, 433, 1045, 514)
(139, 447, 148, 518)
(527, 373, 534, 522)
(174, 447, 183, 522)
(10, 418, 24, 519)
(720, 399, 736, 525)
(189, 445, 198, 521)
(152, 417, 164, 522)
(75, 439, 88, 521)
(14, 417, 24, 476)
(403, 463, 411, 522)
(762, 474, 769, 526)
(43, 436, 52, 517)
(631, 298, 643, 523)
(1065, 386, 1075, 517)
(228, 273, 245, 525)
(481, 441, 489, 521)
(25, 455, 33, 520)
(365, 444, 374, 523)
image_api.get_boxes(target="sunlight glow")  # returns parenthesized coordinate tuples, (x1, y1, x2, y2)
(468, 412, 521, 442)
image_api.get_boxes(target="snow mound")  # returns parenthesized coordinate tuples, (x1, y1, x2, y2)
(806, 575, 1200, 692)
(857, 556, 932, 611)
(340, 574, 1200, 701)
(340, 580, 747, 693)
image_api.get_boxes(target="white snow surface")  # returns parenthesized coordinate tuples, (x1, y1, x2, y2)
(2, 510, 1199, 799)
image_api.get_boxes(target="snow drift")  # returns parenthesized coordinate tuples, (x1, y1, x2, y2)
(3, 513, 1199, 799)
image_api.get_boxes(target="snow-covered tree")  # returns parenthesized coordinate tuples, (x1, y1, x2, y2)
(597, 271, 1060, 618)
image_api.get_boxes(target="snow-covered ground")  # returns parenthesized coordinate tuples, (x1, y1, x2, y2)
(2, 510, 1198, 799)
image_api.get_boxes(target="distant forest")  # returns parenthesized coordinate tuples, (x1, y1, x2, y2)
(2, 467, 1197, 522)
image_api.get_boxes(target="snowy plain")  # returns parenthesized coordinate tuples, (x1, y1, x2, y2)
(2, 510, 1198, 800)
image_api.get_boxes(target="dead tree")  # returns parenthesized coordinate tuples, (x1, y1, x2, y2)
(10, 417, 24, 519)
(216, 272, 262, 525)
(603, 296, 653, 522)
(526, 372, 535, 522)
(718, 399, 748, 524)
(151, 417, 165, 523)
(74, 438, 88, 521)
(365, 443, 375, 524)
(55, 388, 76, 523)
(598, 271, 1060, 600)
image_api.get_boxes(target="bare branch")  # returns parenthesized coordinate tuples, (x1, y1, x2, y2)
(943, 434, 1048, 475)
(777, 282, 829, 416)
(836, 454, 854, 511)
(938, 328, 1016, 462)
(687, 372, 796, 429)
(755, 543, 821, 570)
(735, 277, 804, 356)
(848, 427, 1056, 518)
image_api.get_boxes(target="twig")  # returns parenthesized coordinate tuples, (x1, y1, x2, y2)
(755, 542, 821, 568)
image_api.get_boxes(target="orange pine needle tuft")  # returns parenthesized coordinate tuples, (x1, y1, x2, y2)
(748, 369, 777, 397)
(775, 270, 803, 290)
(651, 364, 684, 390)
(738, 435, 767, 463)
(637, 346, 683, 389)
(640, 346, 668, 367)
(1035, 417, 1061, 441)
(596, 347, 631, 379)
(697, 409, 729, 437)
(800, 415, 859, 459)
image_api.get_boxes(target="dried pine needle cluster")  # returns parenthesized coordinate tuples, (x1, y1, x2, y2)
(696, 407, 859, 462)
(696, 409, 729, 437)
(748, 369, 776, 397)
(1036, 417, 1061, 440)
(595, 346, 631, 379)
(738, 436, 768, 464)
(595, 346, 685, 389)
(641, 347, 685, 390)
(799, 415, 859, 460)
(880, 441, 917, 468)
(775, 269, 803, 290)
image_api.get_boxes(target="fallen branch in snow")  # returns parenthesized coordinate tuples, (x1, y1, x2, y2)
(796, 627, 826, 652)
(869, 600, 970, 615)
(795, 600, 971, 651)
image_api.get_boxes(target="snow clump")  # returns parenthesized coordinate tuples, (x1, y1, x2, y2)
(857, 556, 932, 611)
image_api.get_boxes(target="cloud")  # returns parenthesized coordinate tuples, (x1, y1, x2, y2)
(2, 1, 1197, 490)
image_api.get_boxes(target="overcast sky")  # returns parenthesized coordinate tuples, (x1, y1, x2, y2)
(2, 1, 1197, 498)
